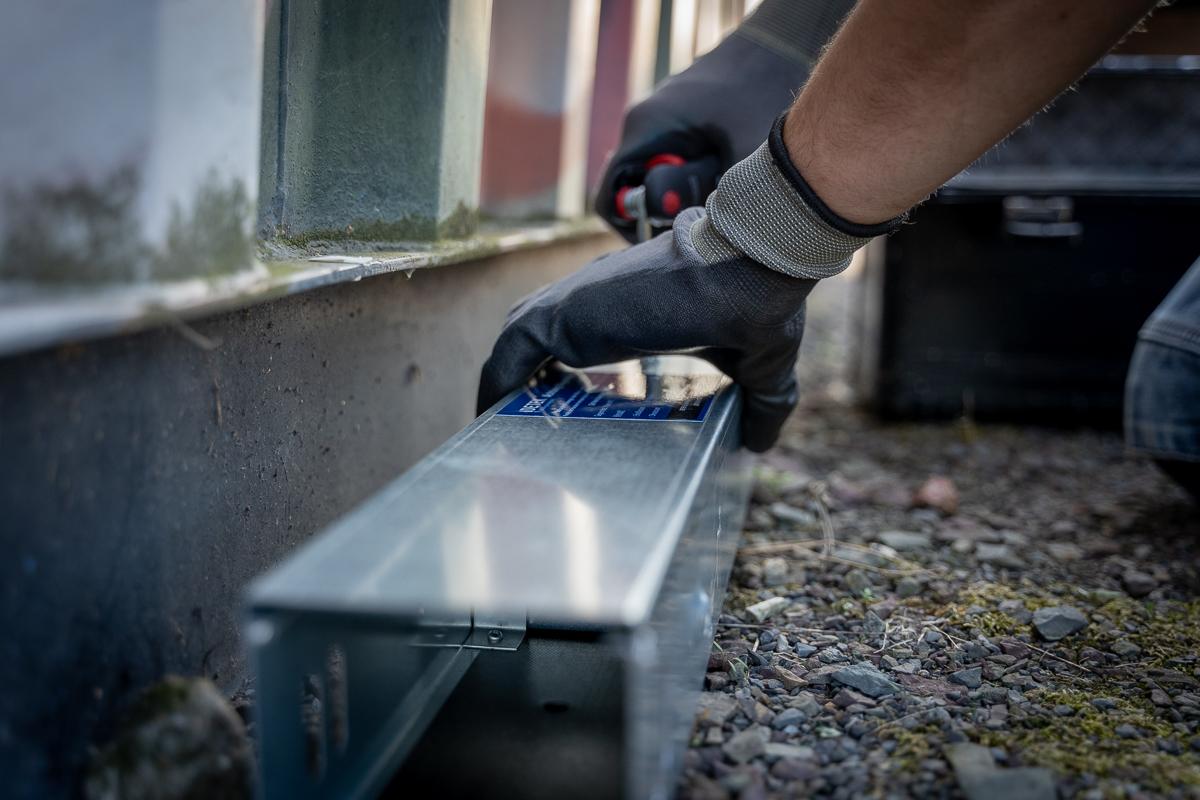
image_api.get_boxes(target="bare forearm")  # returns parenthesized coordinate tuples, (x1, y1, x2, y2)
(784, 0, 1158, 224)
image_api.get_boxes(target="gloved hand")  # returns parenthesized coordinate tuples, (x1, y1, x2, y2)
(596, 0, 856, 243)
(479, 115, 902, 451)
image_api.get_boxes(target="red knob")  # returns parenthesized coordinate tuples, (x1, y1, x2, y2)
(661, 189, 681, 216)
(646, 153, 685, 170)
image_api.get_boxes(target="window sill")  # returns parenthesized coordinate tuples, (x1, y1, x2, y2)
(0, 217, 610, 359)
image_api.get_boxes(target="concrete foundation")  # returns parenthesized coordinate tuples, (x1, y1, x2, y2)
(0, 231, 623, 799)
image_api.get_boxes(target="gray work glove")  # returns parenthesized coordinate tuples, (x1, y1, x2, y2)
(596, 0, 856, 242)
(479, 115, 901, 452)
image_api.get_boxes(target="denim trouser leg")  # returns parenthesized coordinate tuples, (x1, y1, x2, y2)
(1125, 257, 1200, 481)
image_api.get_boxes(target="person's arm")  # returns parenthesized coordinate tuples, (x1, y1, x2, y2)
(478, 0, 1161, 452)
(785, 0, 1158, 225)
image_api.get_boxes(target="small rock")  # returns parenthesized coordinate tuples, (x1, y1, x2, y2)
(999, 640, 1031, 659)
(864, 610, 887, 634)
(996, 599, 1025, 614)
(1151, 689, 1174, 708)
(1146, 668, 1200, 688)
(684, 774, 731, 800)
(1115, 724, 1140, 739)
(1053, 705, 1076, 717)
(722, 727, 769, 763)
(1000, 530, 1029, 547)
(1045, 542, 1083, 564)
(792, 643, 817, 658)
(749, 701, 775, 727)
(775, 666, 805, 691)
(896, 576, 922, 599)
(1031, 606, 1088, 641)
(949, 667, 983, 689)
(978, 686, 1008, 705)
(696, 693, 739, 727)
(1122, 569, 1158, 598)
(828, 473, 869, 507)
(844, 569, 873, 595)
(832, 689, 876, 709)
(866, 477, 914, 508)
(1078, 647, 1106, 665)
(762, 557, 790, 587)
(768, 501, 815, 526)
(786, 693, 822, 717)
(876, 530, 933, 552)
(1091, 698, 1118, 710)
(706, 673, 729, 692)
(1111, 640, 1142, 659)
(913, 475, 959, 515)
(85, 676, 255, 800)
(763, 742, 815, 762)
(952, 538, 976, 554)
(771, 708, 807, 730)
(895, 673, 962, 700)
(963, 641, 990, 660)
(975, 543, 1026, 569)
(870, 598, 898, 619)
(832, 662, 901, 698)
(943, 743, 1055, 800)
(1157, 738, 1184, 756)
(745, 596, 789, 623)
(769, 757, 815, 781)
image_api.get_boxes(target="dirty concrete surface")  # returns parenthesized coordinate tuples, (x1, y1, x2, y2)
(677, 272, 1200, 800)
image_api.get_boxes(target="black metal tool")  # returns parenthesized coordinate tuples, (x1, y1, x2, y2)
(615, 154, 722, 242)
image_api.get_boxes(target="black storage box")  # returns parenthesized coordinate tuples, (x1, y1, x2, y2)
(858, 56, 1200, 425)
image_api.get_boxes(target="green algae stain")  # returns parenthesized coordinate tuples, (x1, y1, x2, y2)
(0, 167, 256, 284)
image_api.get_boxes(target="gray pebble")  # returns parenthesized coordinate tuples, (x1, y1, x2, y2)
(877, 530, 933, 551)
(844, 569, 873, 595)
(1157, 738, 1183, 755)
(896, 576, 922, 599)
(1031, 606, 1088, 641)
(949, 667, 983, 689)
(978, 687, 1008, 705)
(1090, 698, 1118, 710)
(722, 726, 768, 763)
(832, 662, 901, 698)
(1115, 724, 1140, 739)
(1111, 640, 1142, 659)
(1052, 705, 1075, 717)
(771, 708, 806, 730)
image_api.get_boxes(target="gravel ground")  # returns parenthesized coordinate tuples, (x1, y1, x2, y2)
(676, 276, 1200, 800)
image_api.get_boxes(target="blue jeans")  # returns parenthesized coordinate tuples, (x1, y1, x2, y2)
(1125, 257, 1200, 491)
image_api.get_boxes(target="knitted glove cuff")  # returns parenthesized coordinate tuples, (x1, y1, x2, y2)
(693, 113, 903, 280)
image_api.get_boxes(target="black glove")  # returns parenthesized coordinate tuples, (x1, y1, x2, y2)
(477, 207, 816, 452)
(596, 0, 856, 243)
(480, 115, 902, 452)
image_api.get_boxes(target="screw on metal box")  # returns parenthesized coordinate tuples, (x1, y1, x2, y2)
(487, 630, 503, 645)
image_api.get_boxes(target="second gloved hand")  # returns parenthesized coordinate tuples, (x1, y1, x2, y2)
(479, 114, 902, 452)
(477, 206, 816, 452)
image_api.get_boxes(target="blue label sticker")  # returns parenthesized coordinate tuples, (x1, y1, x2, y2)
(497, 372, 714, 422)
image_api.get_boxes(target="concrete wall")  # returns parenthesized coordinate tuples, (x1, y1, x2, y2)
(0, 231, 623, 799)
(0, 0, 263, 284)
(258, 0, 493, 240)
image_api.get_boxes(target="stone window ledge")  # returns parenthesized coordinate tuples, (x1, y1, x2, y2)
(0, 217, 609, 359)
